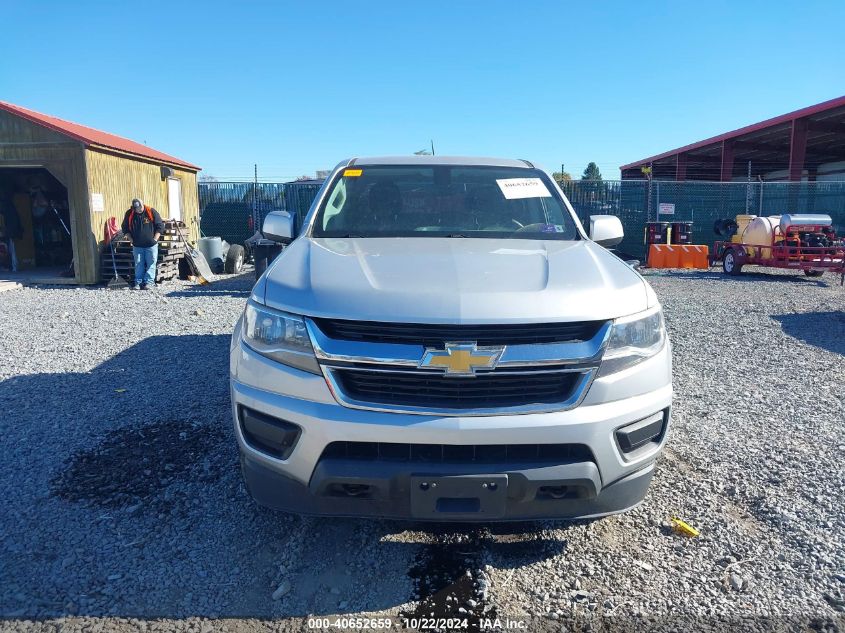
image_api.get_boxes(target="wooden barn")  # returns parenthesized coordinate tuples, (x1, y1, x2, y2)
(0, 101, 200, 284)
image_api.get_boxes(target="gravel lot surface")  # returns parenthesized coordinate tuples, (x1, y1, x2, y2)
(1, 267, 843, 632)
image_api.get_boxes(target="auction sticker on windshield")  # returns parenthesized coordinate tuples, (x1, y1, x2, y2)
(496, 177, 552, 199)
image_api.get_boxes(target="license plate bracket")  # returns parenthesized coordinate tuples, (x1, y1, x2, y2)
(410, 474, 508, 519)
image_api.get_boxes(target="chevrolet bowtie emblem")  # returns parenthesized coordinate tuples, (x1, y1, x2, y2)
(419, 342, 504, 376)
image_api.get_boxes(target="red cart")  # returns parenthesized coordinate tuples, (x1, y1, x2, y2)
(712, 217, 845, 282)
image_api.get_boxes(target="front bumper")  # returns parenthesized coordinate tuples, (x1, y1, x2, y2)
(240, 452, 656, 521)
(230, 336, 672, 521)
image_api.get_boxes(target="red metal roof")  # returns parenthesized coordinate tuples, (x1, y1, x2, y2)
(0, 100, 200, 171)
(620, 94, 845, 171)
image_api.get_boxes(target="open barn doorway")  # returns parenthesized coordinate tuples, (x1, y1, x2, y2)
(0, 167, 73, 276)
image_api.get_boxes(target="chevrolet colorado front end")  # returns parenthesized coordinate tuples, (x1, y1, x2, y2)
(229, 156, 671, 521)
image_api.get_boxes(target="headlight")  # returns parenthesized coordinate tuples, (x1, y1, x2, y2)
(597, 306, 666, 377)
(241, 300, 320, 374)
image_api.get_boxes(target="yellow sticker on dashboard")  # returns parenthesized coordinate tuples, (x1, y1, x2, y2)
(344, 168, 363, 177)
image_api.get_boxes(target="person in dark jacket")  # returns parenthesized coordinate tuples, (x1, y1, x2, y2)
(121, 198, 164, 290)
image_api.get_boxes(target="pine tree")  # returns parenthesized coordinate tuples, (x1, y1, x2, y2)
(581, 162, 603, 181)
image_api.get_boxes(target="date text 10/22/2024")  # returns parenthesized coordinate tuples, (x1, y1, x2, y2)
(306, 617, 529, 630)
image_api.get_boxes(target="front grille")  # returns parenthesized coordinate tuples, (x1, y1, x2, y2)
(321, 441, 593, 465)
(332, 368, 582, 409)
(312, 318, 605, 346)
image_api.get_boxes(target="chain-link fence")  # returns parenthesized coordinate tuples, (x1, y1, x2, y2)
(199, 178, 845, 257)
(283, 181, 324, 231)
(198, 182, 285, 246)
(559, 180, 845, 258)
(198, 181, 324, 245)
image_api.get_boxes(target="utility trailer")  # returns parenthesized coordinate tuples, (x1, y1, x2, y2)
(711, 214, 845, 282)
(244, 232, 285, 279)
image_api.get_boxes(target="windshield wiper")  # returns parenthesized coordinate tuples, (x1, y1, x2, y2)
(446, 233, 469, 238)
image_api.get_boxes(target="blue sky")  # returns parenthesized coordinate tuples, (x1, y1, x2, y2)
(2, 1, 843, 181)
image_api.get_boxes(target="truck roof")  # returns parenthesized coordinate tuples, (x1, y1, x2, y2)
(345, 156, 534, 168)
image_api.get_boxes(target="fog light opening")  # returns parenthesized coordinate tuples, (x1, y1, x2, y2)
(238, 406, 301, 460)
(615, 410, 667, 456)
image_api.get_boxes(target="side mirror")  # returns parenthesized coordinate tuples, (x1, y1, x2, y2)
(262, 210, 296, 244)
(589, 215, 623, 248)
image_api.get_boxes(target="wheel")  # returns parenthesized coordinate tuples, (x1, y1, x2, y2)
(224, 244, 245, 274)
(722, 249, 743, 275)
(804, 269, 824, 277)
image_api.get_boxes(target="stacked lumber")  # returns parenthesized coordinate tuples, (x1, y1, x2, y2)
(100, 220, 188, 284)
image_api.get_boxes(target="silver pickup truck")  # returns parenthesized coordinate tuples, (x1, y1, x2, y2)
(229, 156, 672, 521)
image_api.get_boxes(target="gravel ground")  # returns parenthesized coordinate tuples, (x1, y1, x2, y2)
(0, 266, 843, 632)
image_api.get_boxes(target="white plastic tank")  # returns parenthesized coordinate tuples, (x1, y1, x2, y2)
(779, 214, 832, 230)
(742, 216, 781, 259)
(198, 237, 224, 273)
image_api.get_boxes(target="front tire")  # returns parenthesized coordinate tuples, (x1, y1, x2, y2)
(804, 269, 824, 277)
(225, 244, 245, 274)
(723, 249, 743, 275)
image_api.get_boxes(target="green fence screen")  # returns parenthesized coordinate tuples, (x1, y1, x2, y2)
(560, 180, 845, 259)
(200, 179, 845, 257)
(198, 181, 324, 245)
(198, 182, 285, 245)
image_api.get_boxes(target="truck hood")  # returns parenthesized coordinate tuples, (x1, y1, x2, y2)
(261, 237, 649, 323)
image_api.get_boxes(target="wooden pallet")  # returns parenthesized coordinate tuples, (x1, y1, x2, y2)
(110, 242, 186, 257)
(100, 260, 180, 283)
(108, 252, 185, 264)
(101, 220, 188, 284)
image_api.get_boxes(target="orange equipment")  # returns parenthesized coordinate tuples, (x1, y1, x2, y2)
(648, 244, 709, 269)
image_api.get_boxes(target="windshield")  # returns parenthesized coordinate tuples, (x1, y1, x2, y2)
(311, 165, 581, 239)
